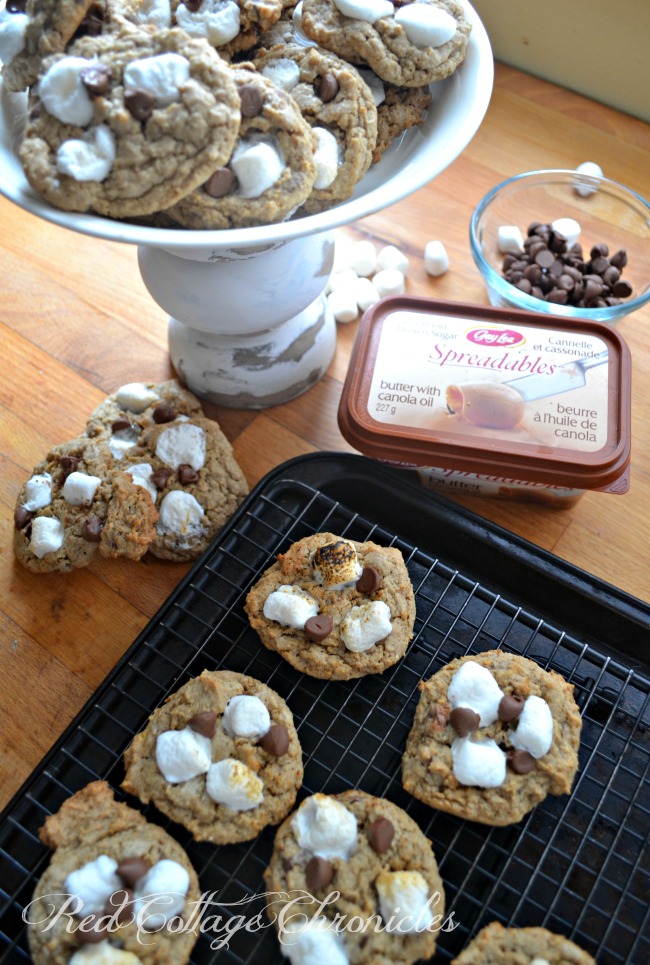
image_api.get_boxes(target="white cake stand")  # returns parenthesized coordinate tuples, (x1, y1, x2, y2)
(0, 5, 493, 408)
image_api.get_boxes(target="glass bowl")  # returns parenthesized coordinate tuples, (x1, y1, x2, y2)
(470, 169, 650, 325)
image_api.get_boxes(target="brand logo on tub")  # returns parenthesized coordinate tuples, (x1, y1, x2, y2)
(467, 328, 524, 347)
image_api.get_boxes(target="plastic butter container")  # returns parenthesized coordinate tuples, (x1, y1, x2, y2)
(338, 297, 632, 507)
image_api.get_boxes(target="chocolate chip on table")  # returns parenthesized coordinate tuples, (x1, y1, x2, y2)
(204, 167, 235, 199)
(82, 515, 103, 542)
(498, 694, 525, 722)
(239, 83, 264, 118)
(14, 507, 34, 530)
(366, 817, 395, 854)
(356, 565, 383, 595)
(117, 856, 151, 887)
(59, 455, 79, 478)
(80, 64, 112, 98)
(188, 711, 217, 738)
(318, 73, 339, 103)
(449, 706, 480, 737)
(152, 402, 176, 424)
(125, 88, 156, 122)
(259, 723, 290, 757)
(506, 748, 537, 774)
(152, 468, 170, 490)
(304, 613, 334, 642)
(178, 464, 199, 485)
(305, 856, 335, 892)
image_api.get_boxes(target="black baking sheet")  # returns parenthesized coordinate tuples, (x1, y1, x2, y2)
(1, 453, 649, 964)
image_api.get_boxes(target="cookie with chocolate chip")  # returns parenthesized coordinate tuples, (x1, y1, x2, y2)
(28, 781, 201, 965)
(84, 378, 204, 449)
(244, 531, 415, 679)
(122, 670, 303, 844)
(171, 0, 285, 59)
(451, 921, 596, 965)
(402, 650, 582, 826)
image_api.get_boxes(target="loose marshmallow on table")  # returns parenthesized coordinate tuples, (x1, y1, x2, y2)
(222, 694, 271, 740)
(377, 245, 410, 277)
(155, 422, 206, 471)
(115, 383, 160, 413)
(30, 516, 65, 558)
(64, 855, 122, 915)
(291, 793, 358, 860)
(353, 276, 381, 312)
(39, 57, 95, 126)
(260, 57, 301, 92)
(497, 225, 524, 254)
(263, 584, 319, 628)
(133, 859, 190, 928)
(155, 726, 213, 783)
(451, 736, 506, 787)
(340, 600, 392, 653)
(312, 127, 340, 190)
(205, 758, 263, 810)
(375, 870, 434, 933)
(175, 0, 241, 47)
(510, 695, 553, 758)
(57, 125, 116, 183)
(0, 12, 28, 66)
(574, 161, 603, 197)
(157, 490, 205, 539)
(327, 268, 359, 294)
(373, 268, 405, 297)
(447, 661, 504, 726)
(280, 917, 349, 965)
(230, 139, 285, 199)
(551, 217, 581, 247)
(22, 473, 53, 512)
(328, 287, 359, 323)
(62, 471, 101, 507)
(69, 942, 142, 965)
(395, 4, 457, 49)
(312, 539, 362, 588)
(349, 240, 377, 278)
(333, 0, 393, 24)
(424, 240, 449, 276)
(125, 463, 158, 504)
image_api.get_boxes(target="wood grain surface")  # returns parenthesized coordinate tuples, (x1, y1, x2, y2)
(1, 63, 648, 810)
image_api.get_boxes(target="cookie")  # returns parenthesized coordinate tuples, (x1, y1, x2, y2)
(402, 650, 582, 826)
(166, 64, 318, 229)
(19, 23, 241, 217)
(254, 43, 377, 213)
(264, 789, 445, 965)
(120, 413, 249, 560)
(170, 0, 285, 59)
(372, 77, 431, 162)
(245, 531, 416, 679)
(301, 0, 472, 88)
(254, 0, 317, 49)
(122, 670, 303, 844)
(27, 781, 201, 965)
(451, 921, 597, 965)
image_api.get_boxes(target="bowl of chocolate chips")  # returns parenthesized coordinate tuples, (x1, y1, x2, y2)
(470, 169, 650, 324)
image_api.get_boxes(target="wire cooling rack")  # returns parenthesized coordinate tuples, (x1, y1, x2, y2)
(1, 454, 649, 964)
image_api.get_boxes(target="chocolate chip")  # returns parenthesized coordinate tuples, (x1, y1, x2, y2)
(610, 249, 628, 269)
(259, 723, 290, 757)
(152, 402, 176, 424)
(305, 856, 334, 892)
(366, 817, 395, 854)
(506, 748, 537, 774)
(498, 694, 525, 722)
(356, 566, 383, 594)
(318, 72, 339, 103)
(111, 418, 132, 433)
(14, 507, 34, 530)
(239, 83, 264, 117)
(183, 0, 202, 9)
(304, 613, 333, 642)
(125, 88, 155, 121)
(188, 711, 217, 738)
(178, 464, 199, 485)
(612, 279, 633, 298)
(82, 516, 103, 542)
(59, 455, 79, 478)
(151, 468, 170, 490)
(76, 913, 109, 944)
(204, 167, 234, 198)
(534, 249, 555, 269)
(449, 706, 480, 737)
(104, 888, 134, 924)
(117, 856, 151, 887)
(80, 64, 111, 98)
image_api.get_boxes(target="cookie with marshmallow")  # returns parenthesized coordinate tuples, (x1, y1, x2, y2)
(451, 921, 596, 965)
(122, 670, 303, 844)
(170, 0, 285, 58)
(402, 650, 582, 825)
(245, 530, 416, 679)
(28, 781, 200, 965)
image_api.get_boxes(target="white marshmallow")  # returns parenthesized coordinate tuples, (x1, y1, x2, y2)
(353, 276, 381, 312)
(57, 125, 116, 182)
(125, 463, 158, 504)
(155, 726, 212, 783)
(109, 436, 137, 460)
(22, 473, 53, 512)
(133, 859, 189, 928)
(349, 239, 377, 277)
(64, 855, 122, 915)
(263, 584, 319, 628)
(280, 917, 349, 965)
(115, 383, 160, 412)
(157, 491, 205, 539)
(327, 268, 359, 293)
(155, 423, 206, 470)
(175, 0, 241, 46)
(0, 13, 27, 66)
(62, 471, 101, 507)
(447, 661, 504, 726)
(328, 287, 359, 325)
(373, 268, 405, 297)
(340, 600, 392, 652)
(497, 225, 525, 254)
(451, 736, 506, 787)
(356, 67, 386, 106)
(69, 942, 142, 965)
(510, 695, 554, 758)
(260, 58, 301, 92)
(424, 239, 449, 276)
(231, 139, 285, 199)
(395, 4, 456, 48)
(574, 161, 603, 197)
(205, 758, 263, 810)
(136, 0, 172, 28)
(30, 516, 64, 558)
(291, 794, 357, 860)
(39, 57, 95, 126)
(222, 694, 271, 740)
(333, 0, 393, 23)
(123, 53, 189, 107)
(332, 232, 354, 274)
(312, 126, 340, 189)
(377, 244, 409, 276)
(312, 540, 362, 587)
(551, 216, 581, 248)
(375, 870, 434, 933)
(529, 960, 552, 965)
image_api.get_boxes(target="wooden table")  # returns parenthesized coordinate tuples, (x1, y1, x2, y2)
(1, 63, 648, 811)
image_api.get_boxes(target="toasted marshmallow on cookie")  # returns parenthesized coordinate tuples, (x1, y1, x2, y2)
(375, 869, 435, 933)
(311, 539, 363, 589)
(205, 758, 263, 810)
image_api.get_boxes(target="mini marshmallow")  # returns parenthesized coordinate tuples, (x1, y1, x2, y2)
(377, 244, 410, 276)
(0, 13, 28, 66)
(155, 422, 206, 470)
(133, 859, 189, 928)
(30, 517, 64, 558)
(22, 473, 53, 512)
(175, 0, 241, 46)
(349, 240, 377, 277)
(574, 161, 603, 197)
(125, 463, 158, 504)
(109, 437, 137, 460)
(157, 491, 205, 539)
(340, 600, 392, 653)
(451, 736, 506, 787)
(375, 870, 434, 933)
(395, 4, 457, 48)
(328, 287, 359, 323)
(222, 695, 271, 740)
(510, 695, 553, 759)
(447, 661, 504, 726)
(62, 471, 101, 507)
(551, 217, 581, 247)
(280, 917, 348, 965)
(64, 855, 122, 915)
(424, 239, 449, 276)
(263, 584, 319, 628)
(373, 268, 405, 297)
(312, 539, 362, 588)
(39, 57, 95, 126)
(136, 0, 172, 28)
(353, 276, 381, 312)
(356, 67, 386, 106)
(333, 0, 393, 23)
(231, 139, 285, 199)
(529, 960, 552, 965)
(260, 57, 301, 92)
(115, 383, 160, 412)
(69, 942, 142, 965)
(205, 758, 263, 810)
(291, 793, 357, 860)
(327, 268, 359, 293)
(155, 726, 212, 783)
(312, 126, 340, 189)
(497, 225, 525, 254)
(332, 232, 354, 274)
(123, 53, 190, 107)
(57, 125, 116, 183)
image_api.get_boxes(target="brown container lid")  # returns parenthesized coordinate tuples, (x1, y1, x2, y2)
(338, 297, 632, 493)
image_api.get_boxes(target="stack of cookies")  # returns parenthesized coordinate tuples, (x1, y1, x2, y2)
(0, 0, 472, 226)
